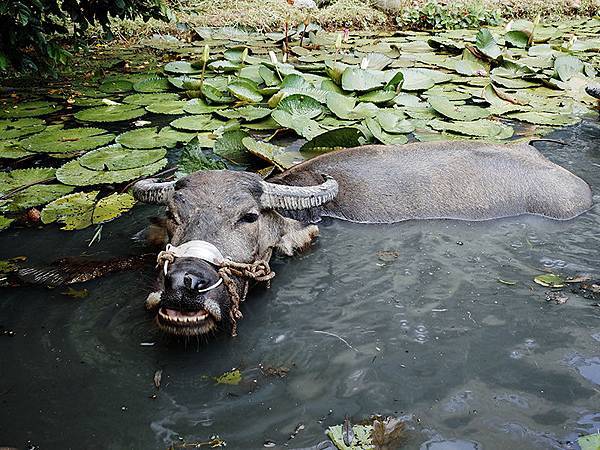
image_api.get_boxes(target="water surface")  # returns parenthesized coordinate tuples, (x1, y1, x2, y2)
(1, 121, 599, 449)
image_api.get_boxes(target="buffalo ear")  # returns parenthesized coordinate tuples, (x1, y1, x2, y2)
(262, 211, 319, 256)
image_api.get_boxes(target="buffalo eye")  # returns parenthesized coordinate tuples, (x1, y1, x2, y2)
(238, 212, 259, 224)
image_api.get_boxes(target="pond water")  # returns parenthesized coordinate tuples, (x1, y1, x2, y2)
(0, 120, 599, 449)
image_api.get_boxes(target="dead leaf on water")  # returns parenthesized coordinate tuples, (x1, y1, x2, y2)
(154, 369, 162, 389)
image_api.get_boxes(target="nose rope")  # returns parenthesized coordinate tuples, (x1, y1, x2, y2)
(155, 241, 275, 337)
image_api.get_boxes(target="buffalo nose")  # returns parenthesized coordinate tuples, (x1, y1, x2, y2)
(182, 272, 208, 291)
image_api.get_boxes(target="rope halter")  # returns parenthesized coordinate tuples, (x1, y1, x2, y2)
(156, 240, 275, 336)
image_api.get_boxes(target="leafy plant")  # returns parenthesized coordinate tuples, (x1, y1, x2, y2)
(0, 0, 170, 73)
(397, 0, 502, 30)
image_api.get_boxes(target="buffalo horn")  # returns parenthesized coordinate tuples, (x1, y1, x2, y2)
(132, 179, 176, 205)
(260, 175, 338, 210)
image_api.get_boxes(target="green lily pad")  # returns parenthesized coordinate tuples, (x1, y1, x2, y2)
(505, 30, 530, 48)
(399, 68, 452, 91)
(554, 55, 584, 82)
(533, 273, 565, 288)
(578, 433, 600, 450)
(259, 66, 280, 87)
(276, 94, 322, 119)
(0, 101, 62, 119)
(170, 115, 226, 132)
(0, 184, 75, 213)
(202, 84, 234, 104)
(78, 144, 166, 171)
(0, 168, 56, 195)
(358, 89, 396, 104)
(213, 130, 253, 164)
(216, 106, 272, 122)
(214, 369, 242, 385)
(184, 98, 228, 114)
(242, 137, 298, 170)
(476, 29, 502, 60)
(491, 61, 535, 79)
(428, 96, 490, 121)
(20, 127, 115, 155)
(327, 93, 379, 120)
(341, 68, 389, 92)
(158, 126, 198, 145)
(123, 93, 180, 106)
(146, 100, 188, 115)
(56, 157, 167, 186)
(99, 80, 133, 94)
(177, 139, 227, 178)
(299, 127, 363, 153)
(0, 140, 32, 159)
(428, 119, 514, 139)
(74, 104, 146, 123)
(326, 424, 373, 450)
(227, 80, 263, 103)
(491, 75, 540, 89)
(507, 111, 580, 126)
(242, 117, 281, 130)
(116, 127, 182, 149)
(133, 77, 171, 93)
(41, 191, 136, 230)
(164, 61, 201, 75)
(0, 216, 14, 231)
(375, 109, 415, 134)
(365, 117, 409, 145)
(272, 110, 323, 140)
(0, 118, 46, 140)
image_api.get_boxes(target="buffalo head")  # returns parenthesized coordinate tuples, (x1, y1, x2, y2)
(133, 170, 337, 337)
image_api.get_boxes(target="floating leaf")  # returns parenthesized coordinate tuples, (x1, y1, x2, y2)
(41, 191, 136, 230)
(375, 109, 415, 134)
(99, 80, 133, 94)
(124, 93, 180, 106)
(184, 98, 228, 114)
(146, 100, 188, 115)
(177, 139, 226, 178)
(272, 110, 323, 140)
(326, 424, 372, 450)
(20, 127, 115, 155)
(56, 157, 166, 186)
(358, 89, 396, 104)
(534, 273, 565, 288)
(133, 77, 171, 93)
(428, 119, 513, 139)
(0, 184, 75, 213)
(116, 127, 181, 149)
(0, 101, 62, 119)
(0, 168, 56, 195)
(578, 433, 600, 450)
(341, 68, 388, 92)
(299, 127, 363, 153)
(0, 216, 14, 231)
(214, 130, 253, 164)
(214, 369, 242, 385)
(164, 61, 201, 74)
(216, 106, 272, 122)
(505, 30, 530, 48)
(78, 144, 166, 171)
(554, 55, 584, 82)
(242, 137, 298, 170)
(201, 84, 234, 104)
(428, 96, 490, 121)
(0, 118, 46, 140)
(276, 94, 322, 119)
(227, 80, 263, 103)
(507, 111, 579, 126)
(327, 93, 378, 120)
(398, 68, 451, 91)
(170, 115, 226, 132)
(0, 140, 32, 159)
(475, 29, 502, 60)
(75, 104, 146, 123)
(365, 117, 408, 145)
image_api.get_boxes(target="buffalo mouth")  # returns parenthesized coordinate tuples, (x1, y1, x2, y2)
(156, 306, 216, 336)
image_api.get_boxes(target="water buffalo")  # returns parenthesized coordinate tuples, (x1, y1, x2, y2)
(133, 141, 593, 337)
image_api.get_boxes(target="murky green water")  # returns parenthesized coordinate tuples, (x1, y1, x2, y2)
(1, 121, 599, 449)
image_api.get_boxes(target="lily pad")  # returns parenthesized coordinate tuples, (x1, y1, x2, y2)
(507, 111, 579, 126)
(365, 117, 409, 145)
(272, 110, 323, 140)
(428, 96, 490, 121)
(56, 157, 167, 186)
(78, 144, 166, 171)
(0, 168, 56, 195)
(0, 101, 62, 119)
(358, 89, 396, 104)
(242, 137, 298, 170)
(213, 130, 253, 164)
(214, 369, 242, 385)
(202, 84, 234, 104)
(145, 100, 188, 115)
(0, 184, 75, 213)
(177, 139, 227, 178)
(184, 98, 229, 114)
(327, 93, 378, 120)
(133, 77, 171, 93)
(299, 127, 364, 152)
(276, 94, 322, 119)
(170, 115, 226, 132)
(124, 93, 180, 106)
(116, 127, 181, 149)
(475, 29, 502, 60)
(554, 55, 584, 82)
(0, 140, 32, 159)
(164, 61, 201, 75)
(399, 68, 452, 91)
(216, 106, 272, 122)
(227, 80, 263, 103)
(20, 127, 115, 155)
(578, 433, 600, 450)
(41, 191, 136, 230)
(428, 119, 514, 139)
(375, 110, 415, 134)
(74, 104, 146, 123)
(0, 118, 46, 140)
(341, 68, 388, 92)
(533, 273, 566, 288)
(99, 80, 133, 94)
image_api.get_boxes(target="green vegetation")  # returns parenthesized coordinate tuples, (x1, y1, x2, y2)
(396, 0, 502, 30)
(0, 0, 169, 72)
